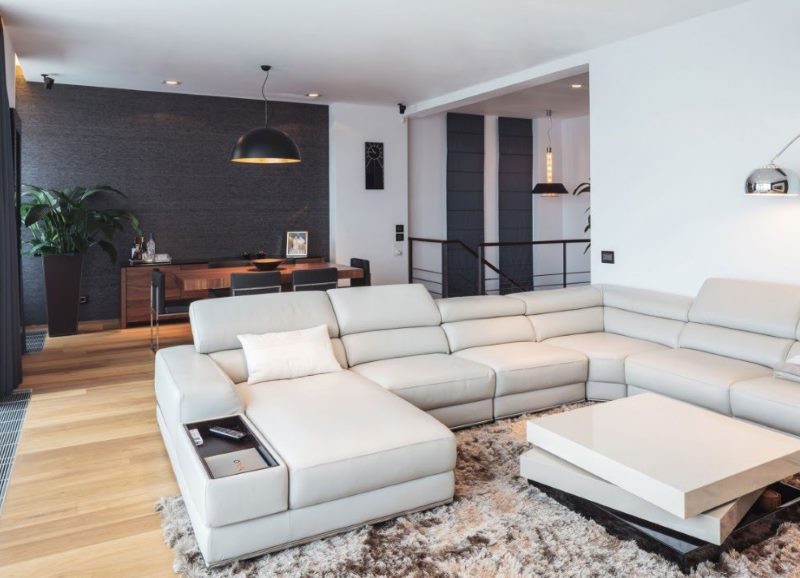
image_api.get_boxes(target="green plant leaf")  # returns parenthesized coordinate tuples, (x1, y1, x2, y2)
(23, 204, 51, 227)
(97, 239, 118, 265)
(20, 184, 139, 264)
(572, 182, 591, 196)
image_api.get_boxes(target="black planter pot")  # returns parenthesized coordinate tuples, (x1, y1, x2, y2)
(42, 254, 83, 336)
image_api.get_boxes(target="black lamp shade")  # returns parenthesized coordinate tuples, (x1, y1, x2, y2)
(532, 182, 569, 196)
(231, 126, 302, 164)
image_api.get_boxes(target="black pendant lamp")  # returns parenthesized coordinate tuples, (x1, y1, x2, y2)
(231, 65, 302, 164)
(532, 109, 568, 196)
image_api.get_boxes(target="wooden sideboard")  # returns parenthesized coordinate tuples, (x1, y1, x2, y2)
(120, 263, 209, 327)
(119, 257, 361, 327)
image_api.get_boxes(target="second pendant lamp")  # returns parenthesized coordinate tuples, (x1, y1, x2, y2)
(532, 109, 567, 196)
(231, 65, 302, 164)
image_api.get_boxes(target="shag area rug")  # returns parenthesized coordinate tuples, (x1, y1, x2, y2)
(157, 404, 800, 577)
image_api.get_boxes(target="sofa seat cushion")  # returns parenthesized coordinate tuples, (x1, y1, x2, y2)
(545, 332, 666, 384)
(625, 349, 771, 415)
(453, 342, 587, 397)
(730, 377, 800, 436)
(351, 354, 495, 411)
(236, 371, 456, 510)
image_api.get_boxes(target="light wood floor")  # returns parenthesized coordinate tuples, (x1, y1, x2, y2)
(0, 321, 194, 578)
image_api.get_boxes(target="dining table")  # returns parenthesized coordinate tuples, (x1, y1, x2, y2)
(172, 261, 363, 292)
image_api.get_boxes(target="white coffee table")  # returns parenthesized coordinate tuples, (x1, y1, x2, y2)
(525, 393, 800, 519)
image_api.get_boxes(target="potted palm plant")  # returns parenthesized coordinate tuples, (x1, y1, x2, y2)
(21, 185, 140, 336)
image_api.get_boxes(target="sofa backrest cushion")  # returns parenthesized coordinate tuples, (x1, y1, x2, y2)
(327, 284, 447, 365)
(529, 308, 605, 341)
(505, 287, 603, 341)
(602, 285, 692, 347)
(190, 292, 340, 354)
(442, 316, 535, 352)
(508, 286, 603, 314)
(327, 284, 441, 335)
(787, 341, 800, 361)
(436, 295, 525, 322)
(689, 278, 800, 339)
(679, 278, 800, 366)
(680, 323, 793, 368)
(342, 327, 449, 366)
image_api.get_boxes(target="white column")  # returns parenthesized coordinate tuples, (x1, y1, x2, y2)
(483, 115, 500, 294)
(408, 114, 447, 294)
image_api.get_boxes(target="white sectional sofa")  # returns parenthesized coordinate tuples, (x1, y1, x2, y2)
(154, 277, 800, 566)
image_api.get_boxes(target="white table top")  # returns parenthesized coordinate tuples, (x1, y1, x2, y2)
(527, 394, 800, 518)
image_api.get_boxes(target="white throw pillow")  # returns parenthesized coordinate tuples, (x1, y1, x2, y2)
(237, 325, 342, 384)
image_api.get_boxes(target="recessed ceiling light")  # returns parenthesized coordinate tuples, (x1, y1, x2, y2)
(571, 83, 583, 89)
(162, 79, 181, 86)
(306, 92, 320, 98)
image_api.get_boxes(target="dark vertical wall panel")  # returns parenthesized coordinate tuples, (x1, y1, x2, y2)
(498, 117, 532, 292)
(17, 82, 329, 323)
(446, 113, 483, 296)
(1, 23, 22, 395)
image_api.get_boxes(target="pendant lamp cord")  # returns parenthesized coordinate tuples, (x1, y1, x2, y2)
(261, 69, 270, 127)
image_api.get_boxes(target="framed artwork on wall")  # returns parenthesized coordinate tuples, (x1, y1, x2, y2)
(286, 231, 309, 258)
(365, 142, 384, 190)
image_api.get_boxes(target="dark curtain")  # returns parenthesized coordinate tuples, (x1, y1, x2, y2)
(0, 22, 22, 397)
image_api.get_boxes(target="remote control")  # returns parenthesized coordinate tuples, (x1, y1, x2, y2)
(189, 428, 203, 446)
(208, 426, 247, 441)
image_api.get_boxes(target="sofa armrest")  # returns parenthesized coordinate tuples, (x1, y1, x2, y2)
(155, 345, 244, 435)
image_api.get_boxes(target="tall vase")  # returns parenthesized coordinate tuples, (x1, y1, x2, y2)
(42, 254, 83, 336)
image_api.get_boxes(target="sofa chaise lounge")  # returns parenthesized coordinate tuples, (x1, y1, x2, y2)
(155, 277, 800, 565)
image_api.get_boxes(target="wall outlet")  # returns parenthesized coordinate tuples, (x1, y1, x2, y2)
(79, 295, 89, 304)
(601, 251, 615, 264)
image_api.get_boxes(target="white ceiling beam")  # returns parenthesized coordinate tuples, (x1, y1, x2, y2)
(404, 53, 590, 118)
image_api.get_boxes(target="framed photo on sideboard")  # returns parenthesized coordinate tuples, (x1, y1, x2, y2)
(286, 231, 309, 258)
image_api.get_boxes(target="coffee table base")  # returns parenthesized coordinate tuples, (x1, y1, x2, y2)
(530, 481, 800, 573)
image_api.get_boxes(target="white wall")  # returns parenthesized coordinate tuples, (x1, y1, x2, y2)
(407, 0, 800, 297)
(590, 0, 800, 295)
(561, 115, 591, 282)
(329, 103, 408, 285)
(532, 114, 591, 285)
(408, 113, 446, 292)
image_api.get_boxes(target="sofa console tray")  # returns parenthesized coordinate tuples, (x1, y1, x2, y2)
(183, 415, 278, 479)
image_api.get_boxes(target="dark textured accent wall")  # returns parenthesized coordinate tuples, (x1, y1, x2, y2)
(498, 117, 533, 292)
(17, 82, 329, 324)
(446, 113, 483, 297)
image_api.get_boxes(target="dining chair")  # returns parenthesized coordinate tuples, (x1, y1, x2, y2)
(150, 269, 194, 352)
(231, 271, 282, 296)
(291, 268, 338, 292)
(208, 259, 253, 296)
(349, 258, 371, 287)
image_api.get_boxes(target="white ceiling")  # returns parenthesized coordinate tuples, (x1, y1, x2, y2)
(5, 0, 747, 106)
(453, 73, 589, 119)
